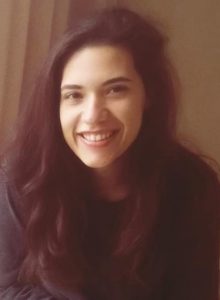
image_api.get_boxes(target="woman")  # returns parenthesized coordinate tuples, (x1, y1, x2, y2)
(0, 7, 219, 300)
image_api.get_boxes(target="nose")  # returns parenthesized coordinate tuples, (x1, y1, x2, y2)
(81, 94, 108, 124)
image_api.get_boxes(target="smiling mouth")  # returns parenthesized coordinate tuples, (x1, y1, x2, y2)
(78, 131, 117, 142)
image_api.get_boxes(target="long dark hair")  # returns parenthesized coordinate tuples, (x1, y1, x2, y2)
(4, 7, 185, 292)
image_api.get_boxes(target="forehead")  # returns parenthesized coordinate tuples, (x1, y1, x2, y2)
(61, 45, 138, 86)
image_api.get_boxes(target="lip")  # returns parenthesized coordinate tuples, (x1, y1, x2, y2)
(77, 129, 118, 134)
(77, 129, 119, 147)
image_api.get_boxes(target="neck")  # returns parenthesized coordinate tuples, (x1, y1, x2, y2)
(92, 157, 131, 202)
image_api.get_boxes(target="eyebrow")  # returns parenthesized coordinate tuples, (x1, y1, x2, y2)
(61, 77, 132, 91)
(103, 77, 132, 86)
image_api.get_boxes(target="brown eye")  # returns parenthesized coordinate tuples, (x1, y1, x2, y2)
(63, 91, 83, 104)
(107, 85, 128, 97)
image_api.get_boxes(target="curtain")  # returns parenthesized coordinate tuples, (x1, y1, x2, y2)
(0, 0, 71, 141)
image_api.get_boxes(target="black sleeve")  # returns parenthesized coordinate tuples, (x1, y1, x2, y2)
(0, 170, 85, 300)
(167, 159, 220, 300)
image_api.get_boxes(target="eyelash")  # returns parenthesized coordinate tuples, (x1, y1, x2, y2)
(62, 85, 128, 103)
(106, 85, 128, 96)
(62, 91, 83, 103)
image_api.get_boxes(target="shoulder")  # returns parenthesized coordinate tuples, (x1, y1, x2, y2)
(154, 145, 220, 298)
(161, 144, 220, 197)
(157, 144, 220, 230)
(160, 144, 220, 237)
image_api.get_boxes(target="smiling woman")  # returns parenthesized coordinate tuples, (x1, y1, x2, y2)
(60, 45, 145, 170)
(0, 7, 220, 300)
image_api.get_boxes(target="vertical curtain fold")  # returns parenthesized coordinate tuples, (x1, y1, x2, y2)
(0, 0, 31, 140)
(0, 0, 71, 142)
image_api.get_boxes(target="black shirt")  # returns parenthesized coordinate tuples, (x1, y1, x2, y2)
(0, 151, 220, 299)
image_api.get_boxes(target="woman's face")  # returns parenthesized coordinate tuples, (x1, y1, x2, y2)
(60, 45, 146, 170)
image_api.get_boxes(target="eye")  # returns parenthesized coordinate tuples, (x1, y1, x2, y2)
(106, 85, 129, 97)
(62, 91, 83, 104)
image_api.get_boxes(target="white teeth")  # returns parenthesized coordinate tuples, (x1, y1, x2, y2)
(81, 132, 114, 142)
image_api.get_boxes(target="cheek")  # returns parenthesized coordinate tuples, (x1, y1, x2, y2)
(120, 100, 144, 127)
(59, 110, 77, 151)
(60, 105, 74, 126)
(59, 107, 76, 138)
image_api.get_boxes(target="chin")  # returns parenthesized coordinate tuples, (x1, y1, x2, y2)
(80, 157, 115, 169)
(83, 161, 111, 169)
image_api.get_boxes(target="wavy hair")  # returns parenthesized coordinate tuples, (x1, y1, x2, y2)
(5, 7, 179, 292)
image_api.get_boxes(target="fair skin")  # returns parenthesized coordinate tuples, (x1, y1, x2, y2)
(60, 45, 146, 200)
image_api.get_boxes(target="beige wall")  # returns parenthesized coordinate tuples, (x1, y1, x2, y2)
(118, 0, 220, 164)
(0, 0, 220, 165)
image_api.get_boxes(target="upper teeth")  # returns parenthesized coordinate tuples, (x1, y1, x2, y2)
(81, 132, 114, 142)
